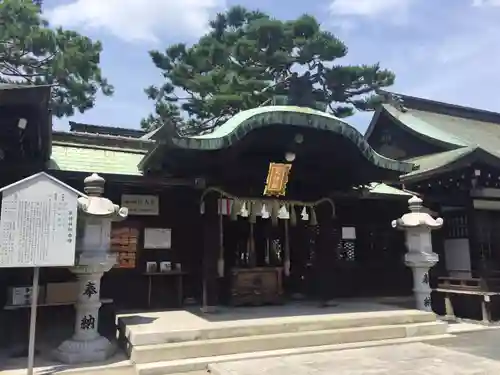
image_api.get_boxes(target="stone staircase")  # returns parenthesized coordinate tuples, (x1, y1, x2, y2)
(117, 308, 449, 375)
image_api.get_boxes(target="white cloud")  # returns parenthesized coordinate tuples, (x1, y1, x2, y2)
(403, 25, 500, 106)
(329, 0, 414, 30)
(472, 0, 500, 6)
(335, 1, 500, 131)
(46, 0, 225, 44)
(329, 0, 412, 17)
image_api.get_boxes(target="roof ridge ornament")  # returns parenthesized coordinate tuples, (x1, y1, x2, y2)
(377, 90, 408, 113)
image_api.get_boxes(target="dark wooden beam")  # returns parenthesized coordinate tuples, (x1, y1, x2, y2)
(47, 170, 203, 189)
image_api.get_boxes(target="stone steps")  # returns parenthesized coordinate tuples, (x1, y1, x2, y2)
(118, 307, 448, 375)
(121, 309, 437, 346)
(136, 333, 452, 375)
(130, 321, 447, 364)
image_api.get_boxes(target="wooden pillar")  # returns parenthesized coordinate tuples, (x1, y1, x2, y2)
(444, 293, 456, 321)
(289, 221, 309, 297)
(315, 214, 341, 304)
(466, 197, 481, 275)
(481, 295, 492, 323)
(201, 194, 220, 312)
(265, 220, 279, 266)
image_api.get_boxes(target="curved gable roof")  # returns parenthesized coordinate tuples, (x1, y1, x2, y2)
(162, 105, 412, 173)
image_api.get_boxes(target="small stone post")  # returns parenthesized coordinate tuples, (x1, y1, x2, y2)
(392, 196, 443, 312)
(54, 173, 128, 364)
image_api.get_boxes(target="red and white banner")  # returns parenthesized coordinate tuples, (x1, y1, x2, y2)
(218, 198, 233, 215)
(199, 198, 234, 215)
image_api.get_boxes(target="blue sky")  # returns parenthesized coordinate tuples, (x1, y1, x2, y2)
(43, 0, 500, 133)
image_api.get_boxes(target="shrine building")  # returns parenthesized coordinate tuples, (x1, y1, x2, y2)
(1, 85, 500, 322)
(367, 91, 500, 319)
(0, 85, 417, 313)
(47, 107, 415, 310)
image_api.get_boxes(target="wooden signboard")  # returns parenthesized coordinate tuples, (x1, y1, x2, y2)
(263, 163, 292, 197)
(121, 194, 159, 216)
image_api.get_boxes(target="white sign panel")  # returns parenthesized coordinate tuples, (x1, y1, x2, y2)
(0, 173, 78, 268)
(144, 228, 171, 249)
(121, 194, 159, 216)
(444, 238, 472, 278)
(342, 227, 356, 240)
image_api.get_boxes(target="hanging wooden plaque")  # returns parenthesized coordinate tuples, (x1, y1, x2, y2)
(264, 163, 292, 197)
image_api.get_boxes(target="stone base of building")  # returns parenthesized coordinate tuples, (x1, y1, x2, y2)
(200, 305, 219, 314)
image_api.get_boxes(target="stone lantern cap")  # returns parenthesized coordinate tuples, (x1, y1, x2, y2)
(77, 173, 128, 220)
(392, 196, 443, 230)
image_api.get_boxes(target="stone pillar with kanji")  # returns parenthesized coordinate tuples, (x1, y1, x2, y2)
(392, 196, 443, 312)
(54, 173, 128, 364)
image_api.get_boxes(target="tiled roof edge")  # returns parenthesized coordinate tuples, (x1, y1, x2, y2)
(52, 131, 154, 151)
(378, 90, 500, 124)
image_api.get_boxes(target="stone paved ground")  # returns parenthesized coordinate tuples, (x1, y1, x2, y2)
(209, 330, 500, 375)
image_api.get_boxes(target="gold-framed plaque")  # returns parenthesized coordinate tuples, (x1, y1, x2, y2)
(264, 162, 292, 197)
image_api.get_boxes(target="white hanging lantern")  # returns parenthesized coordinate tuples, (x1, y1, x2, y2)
(301, 206, 309, 221)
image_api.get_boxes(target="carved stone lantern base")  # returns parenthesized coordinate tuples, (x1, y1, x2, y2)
(53, 258, 116, 364)
(53, 336, 115, 364)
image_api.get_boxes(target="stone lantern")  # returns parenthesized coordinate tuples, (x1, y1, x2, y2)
(392, 196, 443, 312)
(54, 173, 128, 364)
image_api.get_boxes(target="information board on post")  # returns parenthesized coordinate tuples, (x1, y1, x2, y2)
(0, 172, 78, 268)
(0, 172, 80, 375)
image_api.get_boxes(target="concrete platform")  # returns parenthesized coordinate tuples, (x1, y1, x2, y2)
(0, 300, 455, 375)
(118, 300, 433, 346)
(0, 353, 135, 375)
(135, 335, 453, 375)
(209, 341, 500, 375)
(117, 301, 448, 374)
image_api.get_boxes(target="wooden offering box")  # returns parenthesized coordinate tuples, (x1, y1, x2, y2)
(230, 267, 283, 306)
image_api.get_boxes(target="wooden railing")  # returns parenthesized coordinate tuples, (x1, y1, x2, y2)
(438, 276, 500, 293)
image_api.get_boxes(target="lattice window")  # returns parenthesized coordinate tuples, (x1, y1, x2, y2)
(338, 240, 356, 262)
(475, 211, 500, 263)
(444, 212, 468, 239)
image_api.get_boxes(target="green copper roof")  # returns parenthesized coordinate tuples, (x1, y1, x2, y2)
(47, 134, 411, 196)
(382, 104, 468, 148)
(402, 146, 500, 182)
(408, 108, 500, 152)
(168, 105, 413, 173)
(402, 147, 475, 181)
(48, 143, 145, 175)
(379, 101, 500, 181)
(366, 182, 412, 196)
